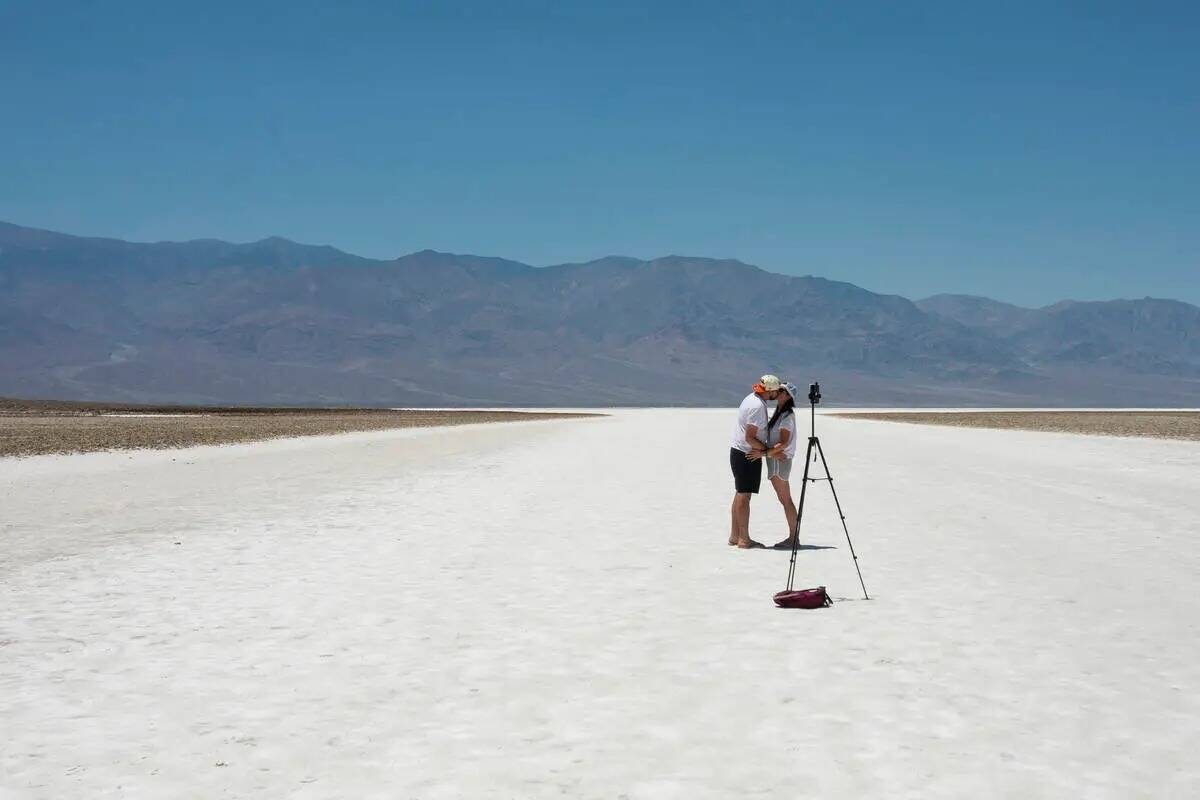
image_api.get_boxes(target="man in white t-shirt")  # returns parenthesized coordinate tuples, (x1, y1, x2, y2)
(729, 374, 781, 548)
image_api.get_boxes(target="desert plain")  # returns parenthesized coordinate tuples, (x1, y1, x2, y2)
(836, 409, 1200, 441)
(0, 399, 592, 458)
(2, 408, 1198, 798)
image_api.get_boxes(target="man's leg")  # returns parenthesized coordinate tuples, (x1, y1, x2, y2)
(730, 447, 748, 545)
(729, 495, 740, 545)
(770, 475, 797, 549)
(729, 448, 763, 548)
(733, 492, 761, 548)
(733, 492, 749, 545)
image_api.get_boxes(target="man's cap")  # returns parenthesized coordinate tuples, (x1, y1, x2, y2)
(758, 374, 782, 391)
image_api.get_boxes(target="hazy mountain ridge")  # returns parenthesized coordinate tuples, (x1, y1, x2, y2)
(916, 294, 1040, 336)
(2, 222, 1198, 406)
(920, 293, 1200, 377)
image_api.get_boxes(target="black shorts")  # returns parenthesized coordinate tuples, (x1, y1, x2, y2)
(730, 447, 762, 494)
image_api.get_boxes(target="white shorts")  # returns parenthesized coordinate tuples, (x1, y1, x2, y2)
(766, 457, 792, 481)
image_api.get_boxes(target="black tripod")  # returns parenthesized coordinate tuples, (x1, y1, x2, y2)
(783, 382, 870, 600)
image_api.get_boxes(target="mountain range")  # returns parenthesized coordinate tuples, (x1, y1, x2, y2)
(2, 220, 1198, 407)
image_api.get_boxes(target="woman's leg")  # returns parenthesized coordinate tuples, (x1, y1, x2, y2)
(770, 473, 797, 548)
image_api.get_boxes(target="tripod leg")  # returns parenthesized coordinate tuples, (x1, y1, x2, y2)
(786, 437, 817, 592)
(814, 438, 869, 600)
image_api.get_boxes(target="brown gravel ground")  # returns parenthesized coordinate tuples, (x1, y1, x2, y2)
(0, 399, 599, 457)
(833, 411, 1200, 442)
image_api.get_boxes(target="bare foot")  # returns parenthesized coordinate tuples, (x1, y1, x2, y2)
(728, 537, 738, 546)
(772, 538, 797, 549)
(736, 539, 766, 549)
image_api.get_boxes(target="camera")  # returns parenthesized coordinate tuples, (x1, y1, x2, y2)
(808, 382, 821, 405)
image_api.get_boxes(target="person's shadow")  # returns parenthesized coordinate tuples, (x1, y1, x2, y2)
(770, 543, 837, 552)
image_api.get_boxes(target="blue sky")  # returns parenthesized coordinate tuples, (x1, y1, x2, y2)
(2, 1, 1197, 306)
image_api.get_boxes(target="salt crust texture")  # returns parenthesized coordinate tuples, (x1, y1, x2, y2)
(2, 410, 1198, 798)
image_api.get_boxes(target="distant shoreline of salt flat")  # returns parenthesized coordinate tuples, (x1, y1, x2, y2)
(834, 409, 1200, 441)
(0, 400, 598, 458)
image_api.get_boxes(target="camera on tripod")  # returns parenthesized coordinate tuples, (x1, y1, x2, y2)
(774, 378, 871, 604)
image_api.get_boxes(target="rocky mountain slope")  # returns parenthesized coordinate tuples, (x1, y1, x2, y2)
(3, 221, 1197, 406)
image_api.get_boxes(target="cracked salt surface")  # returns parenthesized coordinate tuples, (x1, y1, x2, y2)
(2, 410, 1198, 798)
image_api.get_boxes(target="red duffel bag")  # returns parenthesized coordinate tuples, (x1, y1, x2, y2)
(773, 586, 833, 609)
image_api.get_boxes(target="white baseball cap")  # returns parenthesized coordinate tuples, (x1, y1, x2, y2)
(758, 374, 782, 391)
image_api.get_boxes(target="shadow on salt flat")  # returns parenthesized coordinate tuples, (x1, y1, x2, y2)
(735, 543, 838, 552)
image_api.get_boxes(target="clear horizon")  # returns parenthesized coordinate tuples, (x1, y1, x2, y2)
(2, 1, 1197, 306)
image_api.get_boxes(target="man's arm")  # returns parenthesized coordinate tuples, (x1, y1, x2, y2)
(745, 424, 770, 459)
